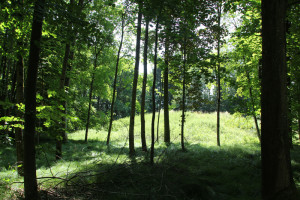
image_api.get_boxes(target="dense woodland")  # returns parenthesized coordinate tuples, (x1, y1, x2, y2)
(0, 0, 300, 199)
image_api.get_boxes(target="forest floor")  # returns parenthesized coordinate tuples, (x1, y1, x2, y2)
(1, 111, 300, 200)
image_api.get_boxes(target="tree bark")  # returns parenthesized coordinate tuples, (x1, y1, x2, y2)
(0, 31, 8, 120)
(56, 42, 70, 160)
(151, 17, 159, 165)
(181, 37, 187, 151)
(15, 0, 25, 176)
(156, 68, 162, 143)
(140, 19, 149, 152)
(261, 0, 299, 199)
(24, 0, 45, 199)
(216, 1, 221, 147)
(56, 0, 84, 159)
(107, 13, 125, 145)
(246, 71, 261, 143)
(129, 3, 142, 155)
(298, 79, 300, 143)
(163, 26, 170, 144)
(16, 42, 24, 176)
(85, 50, 99, 143)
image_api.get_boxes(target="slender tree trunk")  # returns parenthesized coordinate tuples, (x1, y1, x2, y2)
(11, 64, 17, 103)
(107, 13, 125, 145)
(164, 27, 170, 144)
(56, 0, 84, 159)
(298, 79, 300, 142)
(56, 42, 70, 160)
(151, 17, 159, 165)
(261, 0, 299, 199)
(85, 51, 98, 143)
(246, 71, 261, 143)
(216, 1, 221, 147)
(16, 43, 24, 176)
(140, 19, 149, 152)
(15, 0, 25, 176)
(24, 0, 44, 199)
(0, 34, 8, 120)
(287, 68, 293, 148)
(129, 3, 142, 155)
(181, 37, 187, 151)
(62, 51, 73, 142)
(156, 71, 162, 143)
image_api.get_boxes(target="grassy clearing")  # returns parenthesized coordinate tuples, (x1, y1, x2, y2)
(0, 111, 299, 199)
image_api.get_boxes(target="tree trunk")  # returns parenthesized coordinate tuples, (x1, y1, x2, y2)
(15, 0, 25, 176)
(0, 32, 8, 121)
(11, 64, 17, 103)
(85, 51, 98, 143)
(62, 50, 73, 142)
(261, 0, 299, 199)
(16, 42, 24, 176)
(246, 71, 261, 143)
(151, 17, 159, 165)
(56, 0, 84, 159)
(23, 0, 44, 199)
(164, 26, 170, 144)
(128, 3, 142, 155)
(298, 79, 300, 143)
(181, 37, 187, 151)
(107, 13, 125, 145)
(156, 68, 162, 143)
(140, 19, 149, 152)
(216, 1, 221, 147)
(56, 42, 70, 160)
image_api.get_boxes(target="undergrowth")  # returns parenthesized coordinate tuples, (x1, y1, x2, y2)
(0, 111, 299, 199)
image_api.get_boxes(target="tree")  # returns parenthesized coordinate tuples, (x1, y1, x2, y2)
(163, 22, 171, 144)
(216, 0, 222, 147)
(23, 0, 45, 199)
(85, 48, 100, 143)
(140, 16, 149, 152)
(15, 0, 26, 176)
(107, 12, 125, 145)
(180, 35, 187, 151)
(261, 0, 299, 199)
(225, 0, 262, 143)
(129, 1, 142, 155)
(56, 0, 85, 160)
(151, 15, 160, 165)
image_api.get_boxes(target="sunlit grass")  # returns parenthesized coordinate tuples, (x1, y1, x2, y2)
(0, 111, 299, 199)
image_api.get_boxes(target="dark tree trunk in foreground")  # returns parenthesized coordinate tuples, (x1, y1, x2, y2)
(129, 3, 142, 155)
(261, 0, 299, 199)
(107, 13, 125, 145)
(151, 17, 159, 165)
(140, 19, 149, 152)
(164, 28, 170, 144)
(85, 50, 99, 143)
(216, 2, 221, 147)
(24, 0, 45, 199)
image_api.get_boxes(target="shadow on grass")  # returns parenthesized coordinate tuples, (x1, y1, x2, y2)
(2, 139, 300, 200)
(36, 142, 264, 200)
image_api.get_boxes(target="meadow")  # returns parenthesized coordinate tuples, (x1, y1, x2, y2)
(1, 111, 300, 199)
